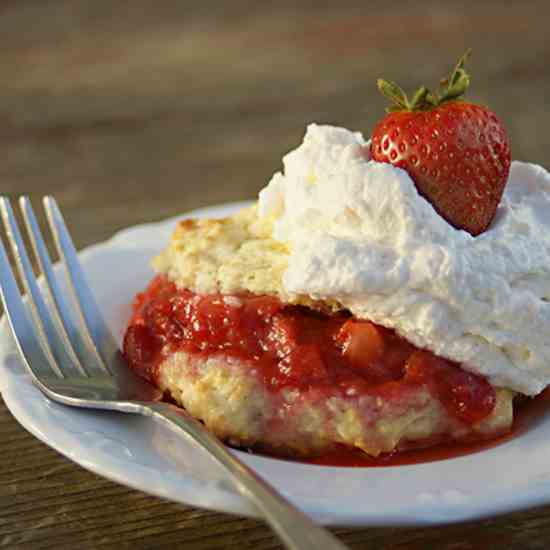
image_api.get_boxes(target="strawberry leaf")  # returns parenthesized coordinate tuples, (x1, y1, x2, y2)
(377, 79, 410, 112)
(375, 50, 473, 112)
(410, 86, 432, 110)
(439, 49, 472, 103)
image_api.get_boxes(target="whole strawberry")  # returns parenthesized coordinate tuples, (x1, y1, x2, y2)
(370, 51, 511, 236)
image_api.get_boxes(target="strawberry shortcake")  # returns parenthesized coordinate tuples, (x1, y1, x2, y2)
(123, 56, 550, 459)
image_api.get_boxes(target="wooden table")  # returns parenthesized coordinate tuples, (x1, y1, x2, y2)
(2, 1, 550, 548)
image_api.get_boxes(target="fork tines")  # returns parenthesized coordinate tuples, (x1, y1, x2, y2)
(0, 196, 114, 383)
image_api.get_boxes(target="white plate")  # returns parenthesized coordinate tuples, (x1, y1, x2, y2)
(2, 201, 550, 527)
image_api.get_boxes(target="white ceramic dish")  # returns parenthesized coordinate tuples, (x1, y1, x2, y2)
(2, 201, 550, 527)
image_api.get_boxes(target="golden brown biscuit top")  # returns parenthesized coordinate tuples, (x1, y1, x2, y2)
(153, 205, 343, 312)
(153, 206, 287, 296)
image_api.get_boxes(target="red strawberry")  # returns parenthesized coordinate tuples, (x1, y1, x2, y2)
(370, 51, 511, 236)
(336, 319, 385, 371)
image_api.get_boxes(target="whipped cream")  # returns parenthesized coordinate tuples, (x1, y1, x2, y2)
(258, 124, 550, 395)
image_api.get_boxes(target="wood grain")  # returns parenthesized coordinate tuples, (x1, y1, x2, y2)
(2, 1, 550, 548)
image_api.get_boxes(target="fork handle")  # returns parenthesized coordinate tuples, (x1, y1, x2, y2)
(144, 402, 349, 550)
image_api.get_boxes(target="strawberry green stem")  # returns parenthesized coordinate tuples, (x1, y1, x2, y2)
(377, 50, 472, 113)
(438, 49, 471, 103)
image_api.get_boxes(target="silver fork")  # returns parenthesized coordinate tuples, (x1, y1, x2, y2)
(0, 196, 349, 550)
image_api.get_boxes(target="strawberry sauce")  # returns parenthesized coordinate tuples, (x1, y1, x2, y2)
(123, 276, 496, 426)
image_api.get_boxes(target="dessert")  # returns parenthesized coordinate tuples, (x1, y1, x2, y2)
(123, 54, 550, 459)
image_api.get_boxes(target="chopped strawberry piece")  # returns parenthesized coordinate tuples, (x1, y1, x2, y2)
(123, 324, 160, 382)
(337, 320, 384, 364)
(277, 345, 328, 387)
(405, 350, 496, 424)
(335, 320, 405, 383)
(265, 315, 299, 358)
